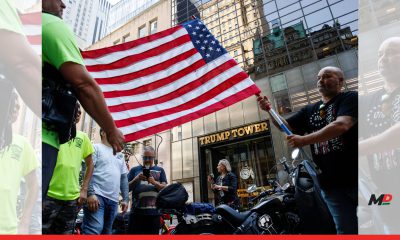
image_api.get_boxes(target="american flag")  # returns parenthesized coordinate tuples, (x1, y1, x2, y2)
(20, 11, 41, 55)
(82, 19, 260, 142)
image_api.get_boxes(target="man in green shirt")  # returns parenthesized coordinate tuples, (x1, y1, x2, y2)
(42, 0, 125, 198)
(42, 103, 95, 234)
(0, 92, 39, 234)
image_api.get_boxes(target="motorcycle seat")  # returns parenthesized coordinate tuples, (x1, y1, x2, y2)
(215, 204, 252, 226)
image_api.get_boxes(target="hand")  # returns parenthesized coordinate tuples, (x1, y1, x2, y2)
(286, 135, 307, 148)
(148, 176, 157, 185)
(87, 195, 100, 212)
(135, 173, 147, 182)
(207, 175, 214, 183)
(120, 201, 128, 213)
(17, 222, 29, 234)
(214, 184, 222, 190)
(106, 128, 125, 155)
(77, 189, 87, 206)
(257, 95, 271, 111)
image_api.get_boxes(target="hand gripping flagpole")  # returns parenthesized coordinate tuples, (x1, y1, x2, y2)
(255, 93, 292, 135)
(255, 93, 315, 167)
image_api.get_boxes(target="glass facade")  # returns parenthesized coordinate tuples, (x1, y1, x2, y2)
(171, 0, 359, 203)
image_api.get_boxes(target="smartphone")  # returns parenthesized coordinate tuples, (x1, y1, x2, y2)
(143, 168, 150, 178)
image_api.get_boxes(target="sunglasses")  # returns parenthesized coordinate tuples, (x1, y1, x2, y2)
(143, 156, 155, 161)
(319, 103, 327, 118)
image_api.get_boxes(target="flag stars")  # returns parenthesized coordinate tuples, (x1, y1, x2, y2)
(208, 47, 213, 51)
(216, 48, 221, 52)
(206, 53, 211, 57)
(202, 28, 206, 31)
(195, 26, 200, 29)
(203, 40, 208, 44)
(199, 34, 203, 38)
(192, 32, 197, 35)
(201, 46, 206, 50)
(211, 40, 216, 44)
(206, 34, 210, 38)
(188, 24, 192, 28)
(195, 40, 201, 44)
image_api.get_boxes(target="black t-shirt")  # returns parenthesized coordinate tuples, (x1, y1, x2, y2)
(359, 88, 400, 192)
(286, 91, 358, 189)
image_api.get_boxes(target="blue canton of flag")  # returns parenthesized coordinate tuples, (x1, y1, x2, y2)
(182, 19, 228, 63)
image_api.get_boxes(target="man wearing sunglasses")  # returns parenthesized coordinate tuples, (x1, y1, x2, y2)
(257, 66, 358, 234)
(128, 146, 167, 234)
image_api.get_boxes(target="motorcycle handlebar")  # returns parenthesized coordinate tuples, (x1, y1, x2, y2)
(250, 190, 271, 203)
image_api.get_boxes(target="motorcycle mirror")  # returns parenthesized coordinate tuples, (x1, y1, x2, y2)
(291, 148, 300, 160)
(247, 184, 257, 193)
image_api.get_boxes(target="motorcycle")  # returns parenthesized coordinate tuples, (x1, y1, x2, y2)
(74, 208, 84, 235)
(206, 148, 333, 234)
(156, 183, 221, 234)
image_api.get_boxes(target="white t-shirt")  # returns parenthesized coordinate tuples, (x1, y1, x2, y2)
(91, 143, 128, 202)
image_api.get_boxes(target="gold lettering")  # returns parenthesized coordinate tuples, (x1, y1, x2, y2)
(225, 131, 231, 140)
(204, 136, 211, 145)
(199, 137, 205, 145)
(260, 122, 268, 132)
(231, 129, 238, 138)
(244, 125, 254, 135)
(237, 128, 245, 136)
(255, 124, 261, 132)
(210, 135, 216, 143)
(216, 132, 225, 141)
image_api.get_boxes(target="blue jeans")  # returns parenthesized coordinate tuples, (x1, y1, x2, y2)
(82, 195, 119, 234)
(320, 186, 358, 234)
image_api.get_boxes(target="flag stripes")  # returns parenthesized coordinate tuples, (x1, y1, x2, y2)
(82, 19, 260, 142)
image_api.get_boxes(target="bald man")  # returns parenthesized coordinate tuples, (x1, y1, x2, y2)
(359, 37, 400, 233)
(258, 66, 358, 234)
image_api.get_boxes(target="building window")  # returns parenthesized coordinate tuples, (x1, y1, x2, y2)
(122, 33, 130, 43)
(130, 143, 140, 155)
(143, 139, 152, 146)
(150, 19, 158, 34)
(138, 25, 147, 38)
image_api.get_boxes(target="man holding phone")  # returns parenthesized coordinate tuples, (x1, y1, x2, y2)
(128, 146, 167, 234)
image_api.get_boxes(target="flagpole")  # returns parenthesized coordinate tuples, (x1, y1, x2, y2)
(255, 93, 292, 135)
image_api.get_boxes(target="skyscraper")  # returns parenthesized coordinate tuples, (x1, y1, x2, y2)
(107, 0, 160, 34)
(63, 0, 111, 48)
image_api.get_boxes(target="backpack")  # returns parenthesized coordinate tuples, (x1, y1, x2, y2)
(156, 183, 188, 209)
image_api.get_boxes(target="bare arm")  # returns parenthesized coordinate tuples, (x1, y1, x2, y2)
(287, 116, 355, 147)
(59, 63, 124, 153)
(78, 155, 94, 205)
(129, 173, 146, 191)
(0, 31, 40, 117)
(18, 169, 39, 234)
(360, 122, 400, 155)
(148, 177, 167, 191)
